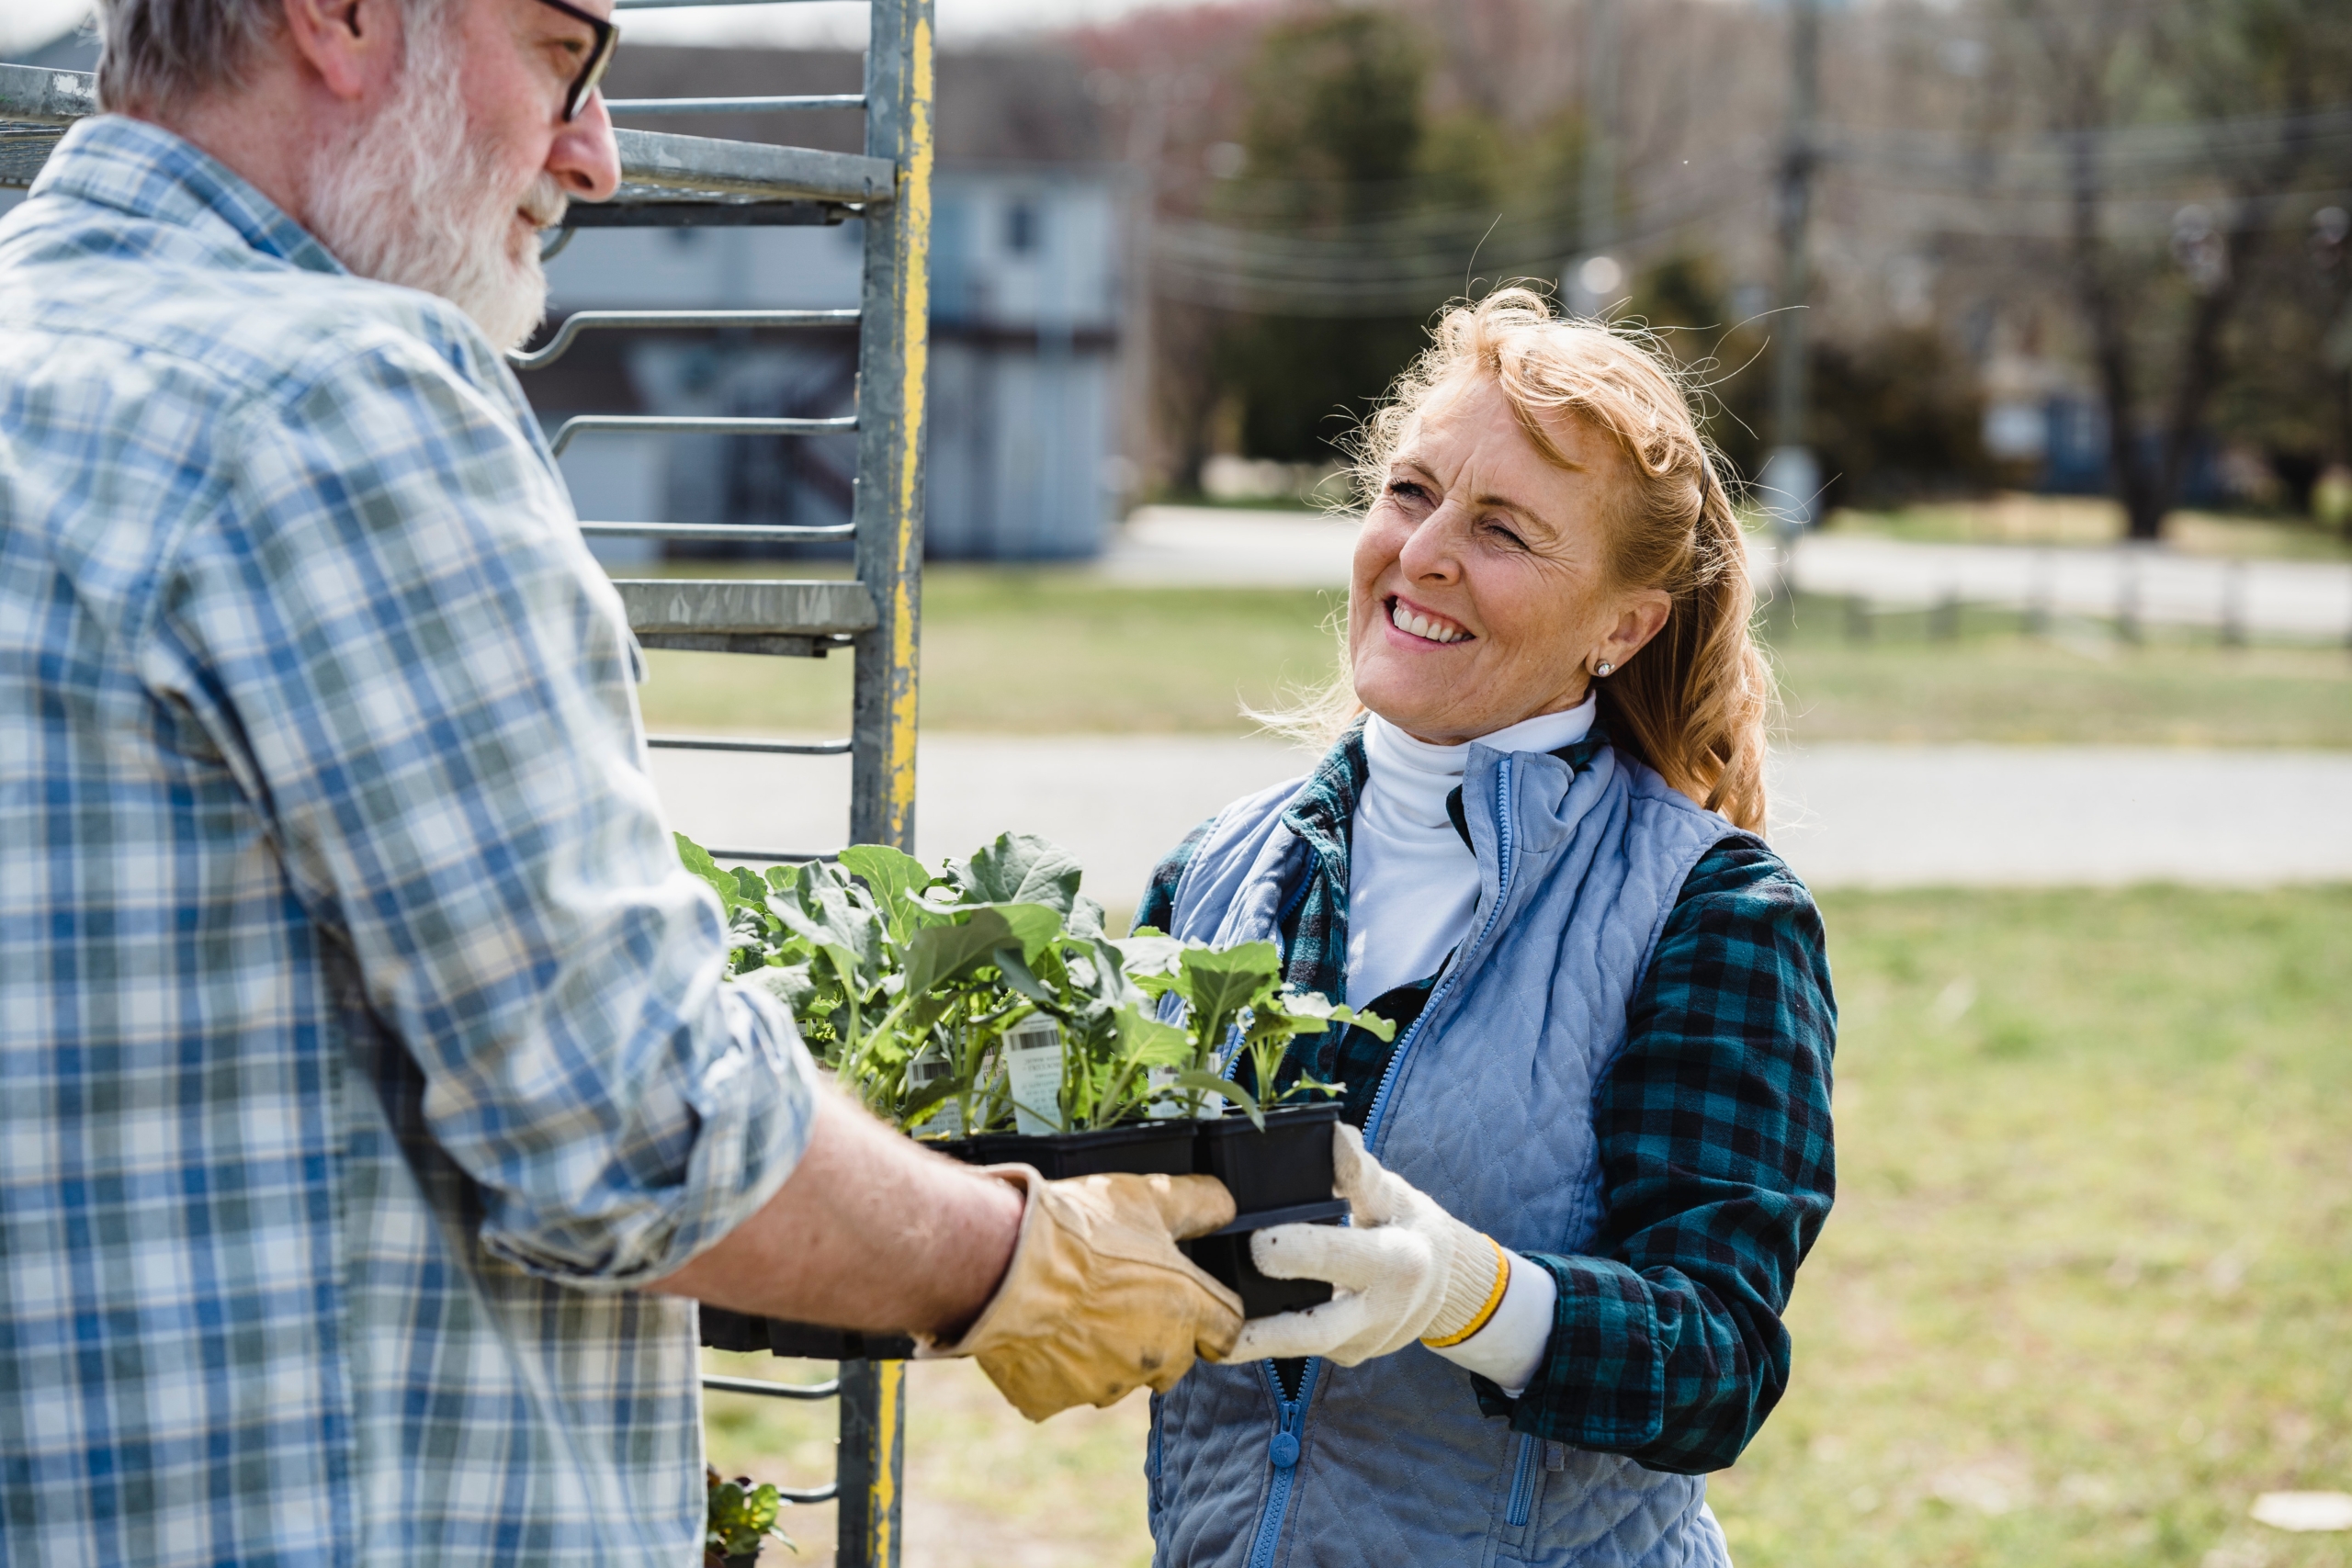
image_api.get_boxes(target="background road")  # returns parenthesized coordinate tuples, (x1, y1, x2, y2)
(649, 736, 2352, 901)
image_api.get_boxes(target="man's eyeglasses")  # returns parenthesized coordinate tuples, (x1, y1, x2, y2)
(527, 0, 620, 123)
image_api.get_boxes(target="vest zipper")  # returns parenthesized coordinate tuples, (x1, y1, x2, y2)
(1245, 1357, 1320, 1568)
(1238, 759, 1521, 1568)
(1505, 1432, 1540, 1527)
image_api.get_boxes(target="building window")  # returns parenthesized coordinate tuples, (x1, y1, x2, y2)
(1005, 201, 1038, 254)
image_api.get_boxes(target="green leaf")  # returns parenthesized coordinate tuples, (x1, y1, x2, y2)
(956, 832, 1084, 915)
(1178, 942, 1283, 1040)
(1067, 894, 1108, 941)
(978, 900, 1066, 961)
(992, 943, 1059, 1006)
(1112, 1005, 1191, 1066)
(674, 833, 740, 913)
(747, 960, 819, 1015)
(839, 843, 934, 940)
(1113, 932, 1187, 982)
(768, 866, 883, 980)
(901, 908, 1021, 996)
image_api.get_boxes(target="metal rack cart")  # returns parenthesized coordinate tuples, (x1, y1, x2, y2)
(4, 2, 932, 1554)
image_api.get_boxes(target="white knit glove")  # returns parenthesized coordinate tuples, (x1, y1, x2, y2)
(1219, 1124, 1509, 1367)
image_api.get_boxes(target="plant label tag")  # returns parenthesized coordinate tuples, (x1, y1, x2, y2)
(910, 1044, 963, 1139)
(1004, 1013, 1064, 1136)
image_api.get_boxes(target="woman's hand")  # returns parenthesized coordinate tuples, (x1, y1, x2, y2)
(1216, 1125, 1510, 1366)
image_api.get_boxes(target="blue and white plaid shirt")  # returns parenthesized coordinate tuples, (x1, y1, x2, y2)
(0, 117, 817, 1565)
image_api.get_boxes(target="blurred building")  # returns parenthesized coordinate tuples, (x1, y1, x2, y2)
(528, 44, 1128, 563)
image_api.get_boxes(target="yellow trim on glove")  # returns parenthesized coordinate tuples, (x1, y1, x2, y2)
(1420, 1235, 1511, 1349)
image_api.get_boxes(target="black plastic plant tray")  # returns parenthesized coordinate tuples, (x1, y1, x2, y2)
(1193, 1101, 1342, 1210)
(697, 1304, 916, 1362)
(1186, 1101, 1345, 1318)
(939, 1118, 1197, 1180)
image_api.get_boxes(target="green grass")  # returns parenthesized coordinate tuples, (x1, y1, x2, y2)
(1764, 595, 2352, 748)
(633, 570, 2352, 747)
(1714, 885, 2352, 1568)
(698, 886, 2352, 1568)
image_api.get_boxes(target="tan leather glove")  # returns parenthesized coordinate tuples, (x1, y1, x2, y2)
(1218, 1124, 1507, 1366)
(919, 1167, 1244, 1421)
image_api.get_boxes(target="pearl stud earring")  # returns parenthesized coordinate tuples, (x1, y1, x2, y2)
(1594, 660, 1616, 677)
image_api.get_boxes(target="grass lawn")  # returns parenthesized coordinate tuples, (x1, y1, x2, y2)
(633, 570, 2352, 748)
(700, 885, 2352, 1568)
(1762, 596, 2352, 749)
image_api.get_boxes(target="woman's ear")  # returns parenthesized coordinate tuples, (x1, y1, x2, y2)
(1596, 587, 1672, 673)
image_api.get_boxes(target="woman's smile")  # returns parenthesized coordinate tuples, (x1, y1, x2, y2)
(1385, 594, 1474, 646)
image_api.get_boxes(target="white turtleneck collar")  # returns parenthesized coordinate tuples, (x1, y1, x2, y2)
(1344, 697, 1597, 1010)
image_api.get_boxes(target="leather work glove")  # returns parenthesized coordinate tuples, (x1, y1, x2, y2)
(919, 1168, 1244, 1421)
(1220, 1124, 1509, 1366)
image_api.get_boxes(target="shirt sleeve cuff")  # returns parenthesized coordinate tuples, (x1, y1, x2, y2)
(1425, 1247, 1556, 1395)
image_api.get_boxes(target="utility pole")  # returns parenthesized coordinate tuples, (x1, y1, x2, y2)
(1760, 0, 1822, 549)
(1565, 0, 1621, 317)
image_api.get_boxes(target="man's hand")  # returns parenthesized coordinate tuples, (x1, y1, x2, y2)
(652, 1090, 1024, 1337)
(922, 1169, 1243, 1421)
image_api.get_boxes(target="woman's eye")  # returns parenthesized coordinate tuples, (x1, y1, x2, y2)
(1480, 519, 1526, 549)
(1386, 479, 1428, 503)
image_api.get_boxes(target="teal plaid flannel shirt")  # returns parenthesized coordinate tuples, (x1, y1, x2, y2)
(0, 118, 817, 1565)
(1137, 725, 1838, 1473)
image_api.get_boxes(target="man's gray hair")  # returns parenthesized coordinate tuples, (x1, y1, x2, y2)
(93, 0, 445, 116)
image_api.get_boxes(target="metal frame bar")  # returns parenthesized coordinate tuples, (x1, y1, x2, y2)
(580, 522, 856, 542)
(512, 308, 858, 370)
(613, 128, 893, 204)
(550, 413, 854, 456)
(647, 735, 851, 755)
(609, 96, 867, 114)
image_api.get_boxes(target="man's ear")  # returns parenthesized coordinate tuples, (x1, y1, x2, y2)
(280, 0, 408, 103)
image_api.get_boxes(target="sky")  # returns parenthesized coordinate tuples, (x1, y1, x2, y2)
(0, 0, 1204, 58)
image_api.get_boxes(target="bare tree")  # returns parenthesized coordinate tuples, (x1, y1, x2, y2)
(2013, 0, 2347, 538)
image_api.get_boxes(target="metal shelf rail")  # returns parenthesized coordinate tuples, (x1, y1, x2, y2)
(4, 1, 933, 1555)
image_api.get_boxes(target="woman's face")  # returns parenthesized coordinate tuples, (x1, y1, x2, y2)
(1349, 375, 1671, 746)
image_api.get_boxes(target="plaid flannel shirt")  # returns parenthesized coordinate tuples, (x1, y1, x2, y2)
(0, 118, 817, 1566)
(1136, 725, 1837, 1473)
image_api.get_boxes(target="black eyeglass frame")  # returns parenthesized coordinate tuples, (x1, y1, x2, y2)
(526, 0, 620, 123)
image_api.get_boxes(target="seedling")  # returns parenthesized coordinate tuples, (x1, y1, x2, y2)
(705, 1468, 792, 1564)
(674, 831, 1209, 1134)
(1118, 932, 1394, 1128)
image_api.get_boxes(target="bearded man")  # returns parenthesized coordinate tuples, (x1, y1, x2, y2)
(0, 2, 1243, 1563)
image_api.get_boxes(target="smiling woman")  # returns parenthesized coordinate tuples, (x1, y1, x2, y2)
(1137, 289, 1834, 1568)
(1295, 286, 1771, 829)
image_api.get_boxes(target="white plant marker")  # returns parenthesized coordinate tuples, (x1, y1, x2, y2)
(909, 1043, 962, 1139)
(1004, 1013, 1065, 1137)
(2252, 1493, 2352, 1532)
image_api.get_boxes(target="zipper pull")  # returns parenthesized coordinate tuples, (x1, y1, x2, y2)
(1268, 1400, 1303, 1471)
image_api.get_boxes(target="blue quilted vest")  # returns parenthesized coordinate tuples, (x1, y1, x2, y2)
(1148, 738, 1745, 1568)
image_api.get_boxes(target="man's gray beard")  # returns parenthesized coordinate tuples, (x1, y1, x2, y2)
(305, 21, 568, 351)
